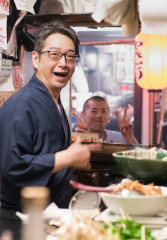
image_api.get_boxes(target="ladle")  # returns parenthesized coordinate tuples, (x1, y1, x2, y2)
(69, 180, 142, 196)
(70, 180, 113, 193)
(69, 180, 142, 216)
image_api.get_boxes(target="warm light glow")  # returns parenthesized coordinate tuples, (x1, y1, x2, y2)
(135, 33, 167, 90)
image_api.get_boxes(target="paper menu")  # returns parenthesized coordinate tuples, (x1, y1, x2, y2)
(0, 15, 7, 51)
(0, 0, 10, 15)
(0, 59, 14, 91)
(14, 0, 37, 14)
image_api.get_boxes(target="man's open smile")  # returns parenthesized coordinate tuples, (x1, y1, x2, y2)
(54, 72, 67, 77)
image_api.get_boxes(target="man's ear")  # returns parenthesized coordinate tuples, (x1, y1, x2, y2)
(32, 51, 40, 69)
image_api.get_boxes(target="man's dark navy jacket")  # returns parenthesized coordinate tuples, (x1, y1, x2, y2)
(0, 74, 74, 211)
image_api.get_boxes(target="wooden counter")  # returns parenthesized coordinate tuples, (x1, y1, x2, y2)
(74, 143, 152, 187)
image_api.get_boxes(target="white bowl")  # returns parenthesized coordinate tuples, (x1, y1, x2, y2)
(100, 186, 167, 216)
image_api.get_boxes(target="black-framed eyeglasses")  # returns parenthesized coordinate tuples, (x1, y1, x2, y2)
(38, 50, 79, 63)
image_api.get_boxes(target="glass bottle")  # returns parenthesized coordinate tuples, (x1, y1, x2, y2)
(20, 186, 50, 240)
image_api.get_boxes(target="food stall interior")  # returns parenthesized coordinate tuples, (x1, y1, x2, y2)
(2, 2, 167, 240)
(5, 0, 166, 189)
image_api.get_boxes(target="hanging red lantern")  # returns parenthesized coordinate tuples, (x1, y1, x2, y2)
(135, 32, 167, 90)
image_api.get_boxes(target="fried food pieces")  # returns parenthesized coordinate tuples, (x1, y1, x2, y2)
(112, 180, 162, 196)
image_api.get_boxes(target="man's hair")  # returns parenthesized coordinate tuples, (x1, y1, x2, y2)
(83, 96, 109, 113)
(34, 20, 80, 55)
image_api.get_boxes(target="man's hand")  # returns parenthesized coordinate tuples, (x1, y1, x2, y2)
(115, 107, 138, 144)
(73, 112, 88, 133)
(53, 137, 102, 173)
(115, 107, 132, 136)
(67, 137, 102, 171)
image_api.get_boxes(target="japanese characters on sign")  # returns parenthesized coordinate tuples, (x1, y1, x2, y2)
(0, 59, 14, 91)
(0, 0, 9, 53)
(135, 39, 144, 82)
(0, 0, 10, 15)
(0, 15, 7, 51)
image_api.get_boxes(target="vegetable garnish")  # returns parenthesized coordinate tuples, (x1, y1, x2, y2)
(102, 219, 155, 240)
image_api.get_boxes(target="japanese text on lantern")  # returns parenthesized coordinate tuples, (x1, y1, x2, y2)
(0, 0, 10, 14)
(135, 40, 144, 81)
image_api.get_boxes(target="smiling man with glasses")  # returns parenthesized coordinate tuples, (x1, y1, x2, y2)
(0, 21, 101, 239)
(32, 22, 80, 100)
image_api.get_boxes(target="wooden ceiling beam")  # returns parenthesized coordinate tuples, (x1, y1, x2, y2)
(23, 13, 114, 27)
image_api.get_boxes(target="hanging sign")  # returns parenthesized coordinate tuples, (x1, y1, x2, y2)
(0, 59, 14, 91)
(0, 15, 7, 51)
(0, 0, 10, 15)
(14, 0, 37, 14)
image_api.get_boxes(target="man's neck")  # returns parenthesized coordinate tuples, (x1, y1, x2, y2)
(99, 131, 106, 141)
(35, 73, 60, 104)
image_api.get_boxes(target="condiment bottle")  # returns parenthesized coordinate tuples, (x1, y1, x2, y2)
(20, 186, 50, 240)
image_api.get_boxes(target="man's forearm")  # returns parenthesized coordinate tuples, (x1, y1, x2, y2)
(124, 133, 139, 144)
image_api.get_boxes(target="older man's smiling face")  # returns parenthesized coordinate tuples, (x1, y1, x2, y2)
(32, 33, 76, 96)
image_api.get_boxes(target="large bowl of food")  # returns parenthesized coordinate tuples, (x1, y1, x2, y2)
(100, 180, 167, 216)
(112, 148, 167, 185)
